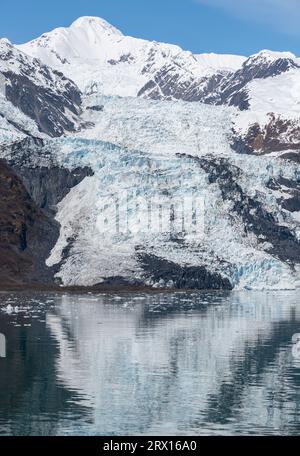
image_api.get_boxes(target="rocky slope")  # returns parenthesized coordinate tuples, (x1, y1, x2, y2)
(0, 137, 93, 287)
(0, 38, 83, 137)
(0, 158, 58, 286)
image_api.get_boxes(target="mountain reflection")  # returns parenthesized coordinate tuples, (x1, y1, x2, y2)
(0, 293, 92, 436)
(1, 291, 300, 435)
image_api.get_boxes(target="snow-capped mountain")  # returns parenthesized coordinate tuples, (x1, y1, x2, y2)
(18, 16, 245, 100)
(212, 50, 300, 108)
(231, 52, 300, 156)
(0, 37, 83, 137)
(1, 16, 300, 290)
(17, 17, 300, 156)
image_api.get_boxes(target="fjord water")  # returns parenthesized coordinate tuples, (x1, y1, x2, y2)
(0, 291, 300, 436)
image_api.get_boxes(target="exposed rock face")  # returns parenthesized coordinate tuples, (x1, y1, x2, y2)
(0, 38, 82, 137)
(144, 51, 298, 159)
(232, 115, 300, 156)
(4, 71, 81, 137)
(267, 176, 300, 213)
(138, 51, 300, 108)
(212, 52, 300, 109)
(137, 66, 227, 102)
(0, 137, 94, 287)
(0, 159, 59, 286)
(14, 166, 94, 213)
(1, 136, 94, 213)
(138, 253, 233, 290)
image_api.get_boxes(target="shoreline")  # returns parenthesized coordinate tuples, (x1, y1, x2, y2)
(0, 283, 180, 294)
(0, 283, 234, 295)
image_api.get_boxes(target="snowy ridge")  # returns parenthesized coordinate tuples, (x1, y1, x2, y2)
(234, 68, 300, 134)
(231, 64, 300, 156)
(17, 16, 300, 154)
(1, 37, 74, 93)
(247, 49, 298, 63)
(194, 53, 246, 72)
(18, 16, 245, 98)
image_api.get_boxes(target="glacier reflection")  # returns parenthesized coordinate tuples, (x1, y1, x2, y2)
(1, 291, 300, 435)
(43, 291, 300, 435)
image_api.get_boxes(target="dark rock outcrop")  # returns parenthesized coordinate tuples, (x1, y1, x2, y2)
(138, 253, 232, 290)
(138, 51, 300, 110)
(4, 71, 81, 137)
(1, 137, 94, 213)
(138, 65, 226, 102)
(0, 137, 94, 287)
(267, 176, 300, 213)
(14, 166, 93, 213)
(232, 115, 300, 155)
(0, 159, 59, 286)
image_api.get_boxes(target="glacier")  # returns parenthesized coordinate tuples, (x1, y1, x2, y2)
(20, 96, 298, 290)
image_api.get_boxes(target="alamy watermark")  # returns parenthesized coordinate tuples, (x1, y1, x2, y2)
(0, 333, 6, 358)
(96, 192, 205, 238)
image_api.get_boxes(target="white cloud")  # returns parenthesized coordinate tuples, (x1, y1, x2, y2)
(195, 0, 300, 35)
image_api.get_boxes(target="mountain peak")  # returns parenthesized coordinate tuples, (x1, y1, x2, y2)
(0, 38, 13, 55)
(0, 38, 12, 47)
(250, 49, 297, 62)
(70, 16, 123, 36)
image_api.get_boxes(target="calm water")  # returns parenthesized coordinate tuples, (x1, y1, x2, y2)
(0, 290, 300, 436)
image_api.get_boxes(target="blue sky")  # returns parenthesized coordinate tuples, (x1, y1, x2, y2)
(1, 0, 299, 56)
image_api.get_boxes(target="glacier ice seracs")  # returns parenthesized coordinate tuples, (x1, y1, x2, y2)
(36, 97, 300, 290)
